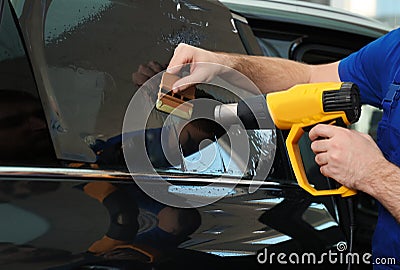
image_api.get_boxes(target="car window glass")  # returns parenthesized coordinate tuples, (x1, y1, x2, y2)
(13, 0, 277, 180)
(0, 0, 56, 166)
(256, 37, 292, 58)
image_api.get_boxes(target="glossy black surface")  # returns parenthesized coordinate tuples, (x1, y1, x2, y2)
(0, 168, 346, 269)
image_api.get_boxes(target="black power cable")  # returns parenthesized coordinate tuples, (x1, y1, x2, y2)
(346, 197, 356, 270)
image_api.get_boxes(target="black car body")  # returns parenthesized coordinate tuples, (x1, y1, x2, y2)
(0, 0, 389, 269)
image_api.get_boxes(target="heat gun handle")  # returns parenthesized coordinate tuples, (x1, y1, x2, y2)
(286, 124, 356, 197)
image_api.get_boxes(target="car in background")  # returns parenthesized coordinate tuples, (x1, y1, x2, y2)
(0, 0, 389, 269)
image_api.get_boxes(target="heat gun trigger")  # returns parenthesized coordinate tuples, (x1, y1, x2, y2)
(302, 118, 347, 141)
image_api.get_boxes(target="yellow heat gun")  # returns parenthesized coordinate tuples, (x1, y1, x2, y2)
(214, 82, 361, 197)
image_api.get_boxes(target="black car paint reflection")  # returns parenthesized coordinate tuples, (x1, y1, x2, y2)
(0, 171, 345, 269)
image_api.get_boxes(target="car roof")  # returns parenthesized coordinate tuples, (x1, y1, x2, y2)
(220, 0, 391, 38)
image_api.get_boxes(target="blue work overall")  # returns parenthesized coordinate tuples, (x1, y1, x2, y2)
(373, 68, 400, 267)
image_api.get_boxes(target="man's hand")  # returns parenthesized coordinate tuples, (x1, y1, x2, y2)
(167, 43, 228, 93)
(310, 124, 400, 222)
(309, 124, 385, 191)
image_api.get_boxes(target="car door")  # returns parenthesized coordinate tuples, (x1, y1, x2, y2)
(1, 0, 353, 269)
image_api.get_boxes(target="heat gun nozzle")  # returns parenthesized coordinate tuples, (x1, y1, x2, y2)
(322, 82, 361, 124)
(214, 103, 239, 127)
(214, 95, 274, 130)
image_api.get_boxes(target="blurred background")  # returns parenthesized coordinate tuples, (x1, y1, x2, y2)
(298, 0, 400, 28)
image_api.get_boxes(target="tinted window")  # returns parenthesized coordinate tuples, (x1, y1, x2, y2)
(0, 0, 55, 166)
(14, 0, 277, 180)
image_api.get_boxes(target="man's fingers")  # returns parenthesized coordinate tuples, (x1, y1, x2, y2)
(319, 165, 330, 177)
(166, 60, 183, 74)
(311, 139, 328, 153)
(167, 43, 222, 92)
(309, 124, 339, 141)
(167, 43, 192, 74)
(172, 75, 200, 92)
(315, 152, 328, 166)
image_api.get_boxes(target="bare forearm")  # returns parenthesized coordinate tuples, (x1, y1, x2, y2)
(168, 44, 341, 93)
(219, 54, 311, 93)
(363, 158, 400, 222)
(220, 53, 341, 93)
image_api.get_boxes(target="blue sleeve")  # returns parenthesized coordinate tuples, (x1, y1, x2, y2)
(338, 28, 400, 108)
